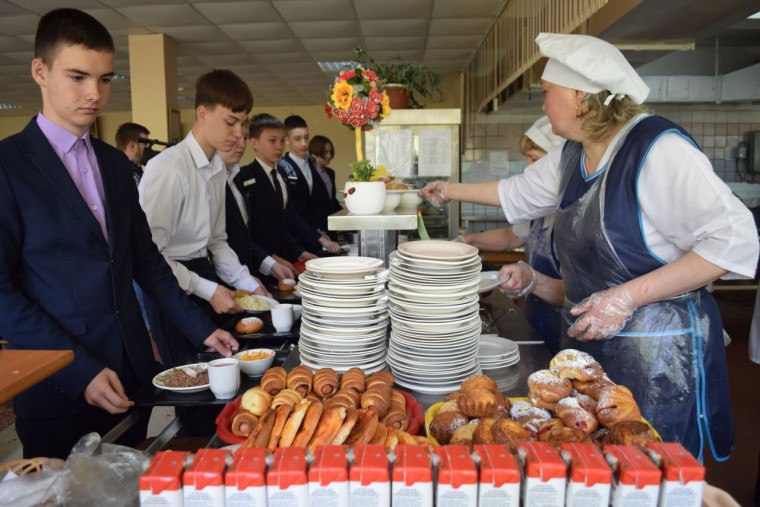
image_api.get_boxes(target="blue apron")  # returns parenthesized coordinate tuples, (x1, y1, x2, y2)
(553, 116, 734, 461)
(523, 216, 563, 354)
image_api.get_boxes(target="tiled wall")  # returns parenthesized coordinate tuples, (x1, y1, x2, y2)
(460, 104, 760, 233)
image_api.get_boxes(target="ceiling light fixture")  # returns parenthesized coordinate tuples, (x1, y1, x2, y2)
(177, 94, 194, 103)
(111, 73, 128, 80)
(0, 103, 22, 109)
(318, 61, 359, 72)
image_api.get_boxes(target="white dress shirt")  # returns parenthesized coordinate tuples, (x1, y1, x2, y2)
(225, 163, 277, 276)
(497, 114, 759, 279)
(139, 132, 260, 300)
(289, 153, 313, 191)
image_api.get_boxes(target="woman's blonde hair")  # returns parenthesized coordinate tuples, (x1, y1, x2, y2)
(580, 91, 649, 142)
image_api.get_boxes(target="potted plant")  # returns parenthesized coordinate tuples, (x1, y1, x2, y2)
(355, 46, 443, 109)
(343, 160, 386, 214)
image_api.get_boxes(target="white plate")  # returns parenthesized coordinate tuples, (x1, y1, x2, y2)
(297, 279, 386, 297)
(152, 363, 209, 393)
(235, 294, 280, 314)
(299, 356, 386, 374)
(387, 285, 478, 303)
(398, 240, 478, 261)
(479, 272, 502, 294)
(300, 292, 388, 308)
(479, 334, 520, 356)
(299, 269, 389, 286)
(305, 257, 383, 279)
(390, 251, 481, 272)
(388, 274, 480, 294)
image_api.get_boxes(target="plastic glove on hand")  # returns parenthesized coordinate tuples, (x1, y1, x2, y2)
(497, 261, 537, 298)
(418, 180, 449, 207)
(568, 287, 635, 341)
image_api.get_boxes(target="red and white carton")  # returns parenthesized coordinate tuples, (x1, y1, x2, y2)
(604, 445, 662, 507)
(392, 444, 433, 507)
(436, 445, 477, 507)
(267, 447, 309, 507)
(140, 450, 189, 507)
(183, 448, 227, 507)
(561, 443, 612, 507)
(518, 441, 567, 507)
(646, 442, 705, 507)
(474, 444, 520, 507)
(308, 445, 349, 507)
(349, 444, 390, 507)
(225, 447, 267, 507)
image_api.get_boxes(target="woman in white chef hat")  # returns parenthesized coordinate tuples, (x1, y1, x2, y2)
(421, 33, 759, 461)
(459, 116, 566, 354)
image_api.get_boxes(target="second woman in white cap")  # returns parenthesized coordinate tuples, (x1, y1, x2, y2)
(420, 32, 758, 461)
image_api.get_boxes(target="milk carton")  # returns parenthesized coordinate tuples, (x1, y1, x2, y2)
(604, 445, 662, 507)
(308, 445, 349, 507)
(435, 445, 477, 507)
(392, 444, 433, 507)
(349, 444, 390, 507)
(518, 441, 567, 507)
(561, 443, 612, 507)
(646, 442, 705, 507)
(475, 444, 520, 507)
(268, 447, 309, 507)
(225, 447, 267, 507)
(140, 450, 189, 507)
(183, 448, 226, 507)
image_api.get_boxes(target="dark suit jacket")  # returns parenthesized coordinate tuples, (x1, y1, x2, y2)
(278, 154, 337, 231)
(316, 165, 343, 232)
(0, 119, 216, 418)
(237, 160, 306, 262)
(224, 174, 271, 272)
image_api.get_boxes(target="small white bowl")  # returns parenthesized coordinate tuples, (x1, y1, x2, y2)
(234, 349, 275, 376)
(399, 191, 423, 209)
(382, 191, 403, 210)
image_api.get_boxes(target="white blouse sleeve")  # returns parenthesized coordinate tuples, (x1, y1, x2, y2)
(638, 133, 759, 279)
(497, 147, 563, 224)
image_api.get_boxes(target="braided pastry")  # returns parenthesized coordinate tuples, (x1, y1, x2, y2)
(261, 367, 287, 396)
(271, 388, 302, 409)
(286, 365, 313, 396)
(366, 371, 394, 390)
(549, 349, 604, 382)
(325, 388, 360, 410)
(340, 367, 366, 393)
(360, 385, 391, 418)
(595, 385, 641, 428)
(381, 406, 408, 431)
(240, 387, 272, 416)
(555, 396, 599, 434)
(313, 368, 339, 397)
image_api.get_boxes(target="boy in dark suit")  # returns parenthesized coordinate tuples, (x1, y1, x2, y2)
(308, 134, 343, 239)
(239, 114, 319, 266)
(0, 8, 238, 459)
(278, 115, 341, 254)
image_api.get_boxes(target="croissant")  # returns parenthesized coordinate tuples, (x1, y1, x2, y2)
(286, 365, 313, 397)
(231, 409, 259, 437)
(390, 389, 406, 411)
(360, 385, 391, 418)
(381, 406, 408, 431)
(261, 367, 287, 396)
(340, 367, 366, 393)
(325, 389, 360, 410)
(313, 368, 339, 397)
(240, 387, 272, 416)
(366, 371, 394, 390)
(555, 396, 599, 434)
(271, 388, 303, 409)
(595, 385, 641, 428)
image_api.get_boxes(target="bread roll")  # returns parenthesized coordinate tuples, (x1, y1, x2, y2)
(340, 367, 366, 393)
(345, 408, 379, 445)
(271, 388, 303, 409)
(267, 403, 294, 452)
(381, 406, 408, 431)
(390, 389, 406, 411)
(331, 408, 359, 445)
(458, 388, 498, 418)
(247, 409, 276, 449)
(235, 317, 264, 334)
(549, 348, 604, 382)
(313, 368, 340, 397)
(527, 369, 573, 404)
(291, 399, 324, 448)
(261, 367, 287, 396)
(286, 365, 313, 397)
(460, 374, 498, 393)
(429, 410, 469, 445)
(325, 389, 360, 410)
(308, 407, 346, 448)
(366, 371, 394, 390)
(278, 398, 311, 448)
(240, 387, 272, 416)
(231, 409, 259, 437)
(509, 400, 552, 431)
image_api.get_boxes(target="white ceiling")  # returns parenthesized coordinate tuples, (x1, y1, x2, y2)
(1, 0, 758, 117)
(0, 0, 504, 115)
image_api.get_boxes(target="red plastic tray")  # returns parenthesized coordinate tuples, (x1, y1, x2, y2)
(216, 389, 424, 445)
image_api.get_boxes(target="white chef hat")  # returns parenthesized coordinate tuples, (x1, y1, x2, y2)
(535, 32, 650, 105)
(524, 116, 564, 153)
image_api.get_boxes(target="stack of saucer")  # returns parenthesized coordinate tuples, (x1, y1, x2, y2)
(385, 240, 483, 394)
(478, 334, 520, 369)
(297, 257, 389, 373)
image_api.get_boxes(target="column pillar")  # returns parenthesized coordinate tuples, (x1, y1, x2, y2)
(128, 34, 179, 142)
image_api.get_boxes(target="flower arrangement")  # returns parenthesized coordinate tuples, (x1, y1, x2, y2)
(325, 65, 391, 132)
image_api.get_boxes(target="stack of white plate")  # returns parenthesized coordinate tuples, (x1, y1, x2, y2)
(478, 334, 520, 369)
(297, 257, 389, 373)
(385, 240, 484, 394)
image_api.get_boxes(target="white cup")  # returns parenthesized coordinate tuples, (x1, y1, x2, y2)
(271, 304, 294, 332)
(207, 358, 240, 399)
(291, 304, 303, 321)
